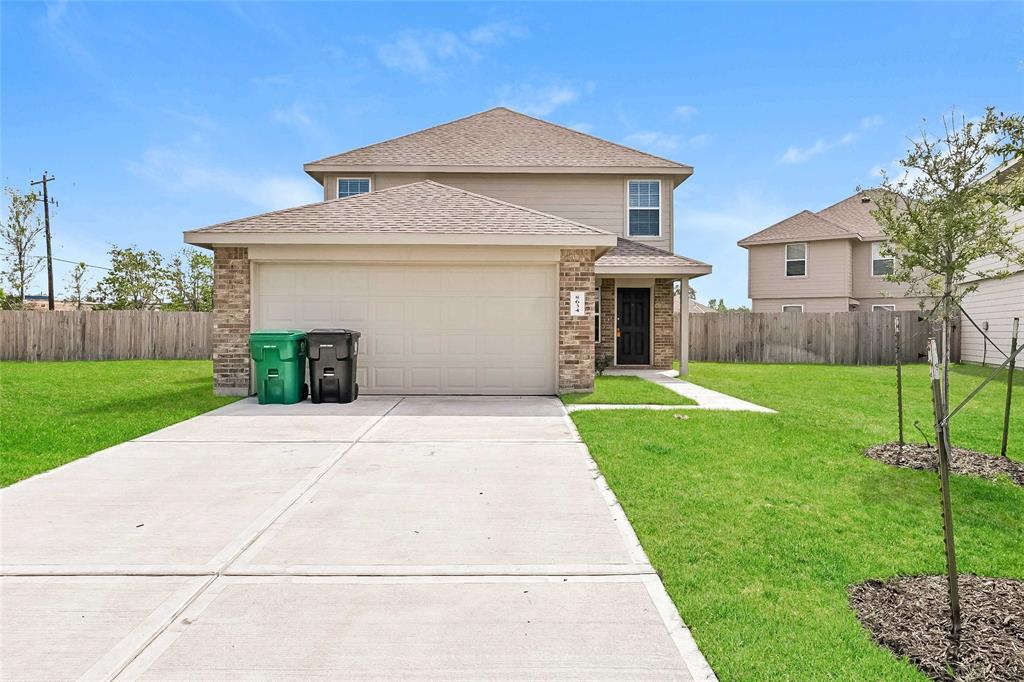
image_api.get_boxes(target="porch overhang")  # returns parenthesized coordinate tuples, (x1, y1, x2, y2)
(595, 263, 712, 278)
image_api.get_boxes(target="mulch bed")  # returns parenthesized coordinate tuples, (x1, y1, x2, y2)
(850, 575, 1024, 681)
(864, 442, 1024, 487)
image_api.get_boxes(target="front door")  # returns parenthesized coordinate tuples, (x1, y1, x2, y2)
(616, 288, 650, 365)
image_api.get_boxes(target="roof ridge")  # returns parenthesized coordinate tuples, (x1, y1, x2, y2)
(306, 106, 691, 170)
(415, 179, 614, 236)
(810, 210, 860, 236)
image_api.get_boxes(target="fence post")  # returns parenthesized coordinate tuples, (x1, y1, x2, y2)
(928, 338, 962, 645)
(1001, 317, 1019, 459)
(895, 316, 904, 446)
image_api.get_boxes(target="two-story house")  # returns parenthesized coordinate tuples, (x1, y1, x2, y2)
(184, 108, 711, 396)
(737, 190, 926, 313)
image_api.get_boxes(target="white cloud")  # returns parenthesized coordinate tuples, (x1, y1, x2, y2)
(270, 102, 314, 130)
(377, 20, 528, 81)
(568, 122, 595, 134)
(688, 133, 713, 148)
(128, 144, 320, 211)
(673, 105, 697, 120)
(623, 131, 682, 154)
(779, 115, 884, 164)
(494, 80, 587, 116)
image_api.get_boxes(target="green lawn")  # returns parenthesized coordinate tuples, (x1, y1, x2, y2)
(1, 360, 238, 487)
(572, 363, 1023, 681)
(561, 375, 696, 405)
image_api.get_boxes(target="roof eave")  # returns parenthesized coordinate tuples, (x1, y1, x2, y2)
(184, 230, 617, 250)
(737, 233, 860, 248)
(303, 162, 694, 177)
(596, 263, 712, 278)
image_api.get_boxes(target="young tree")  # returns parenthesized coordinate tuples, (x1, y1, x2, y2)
(90, 245, 165, 310)
(0, 187, 44, 306)
(872, 108, 1024, 410)
(163, 248, 213, 312)
(63, 261, 89, 309)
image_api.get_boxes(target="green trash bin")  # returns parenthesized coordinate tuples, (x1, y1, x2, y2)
(249, 330, 309, 405)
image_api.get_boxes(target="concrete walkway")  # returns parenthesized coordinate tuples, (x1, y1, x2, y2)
(565, 369, 776, 414)
(1, 396, 716, 681)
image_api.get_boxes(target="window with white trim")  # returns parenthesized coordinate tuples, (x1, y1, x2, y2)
(337, 177, 371, 198)
(785, 243, 807, 277)
(871, 241, 894, 277)
(782, 304, 804, 313)
(872, 304, 896, 311)
(594, 287, 601, 342)
(628, 180, 660, 236)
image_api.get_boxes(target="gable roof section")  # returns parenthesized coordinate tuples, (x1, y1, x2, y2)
(596, 237, 711, 277)
(737, 210, 857, 246)
(184, 180, 618, 249)
(737, 189, 895, 247)
(304, 107, 692, 177)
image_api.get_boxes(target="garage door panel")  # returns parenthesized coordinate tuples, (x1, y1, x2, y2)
(256, 263, 556, 394)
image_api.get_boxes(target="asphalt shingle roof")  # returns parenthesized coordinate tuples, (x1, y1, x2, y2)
(738, 190, 890, 246)
(190, 180, 613, 236)
(306, 107, 691, 171)
(597, 237, 709, 268)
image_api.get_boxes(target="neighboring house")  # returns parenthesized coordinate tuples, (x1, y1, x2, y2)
(737, 191, 926, 313)
(673, 296, 716, 314)
(960, 159, 1024, 367)
(184, 108, 711, 396)
(21, 295, 96, 311)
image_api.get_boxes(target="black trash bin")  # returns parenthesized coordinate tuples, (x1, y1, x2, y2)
(307, 329, 361, 404)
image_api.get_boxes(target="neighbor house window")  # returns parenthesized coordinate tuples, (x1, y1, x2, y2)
(871, 241, 894, 276)
(594, 287, 601, 342)
(782, 304, 804, 313)
(628, 180, 661, 237)
(785, 243, 807, 277)
(337, 177, 371, 198)
(872, 304, 896, 312)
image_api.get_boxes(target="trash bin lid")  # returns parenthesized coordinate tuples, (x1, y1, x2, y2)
(249, 329, 308, 342)
(309, 328, 361, 337)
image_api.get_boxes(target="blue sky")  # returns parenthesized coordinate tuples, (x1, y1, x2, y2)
(3, 2, 1022, 305)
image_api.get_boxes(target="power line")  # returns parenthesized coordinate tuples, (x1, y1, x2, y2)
(51, 256, 110, 271)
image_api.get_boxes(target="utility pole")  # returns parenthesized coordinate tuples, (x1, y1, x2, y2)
(30, 172, 56, 310)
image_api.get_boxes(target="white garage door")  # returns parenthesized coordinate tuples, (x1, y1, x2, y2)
(255, 262, 557, 394)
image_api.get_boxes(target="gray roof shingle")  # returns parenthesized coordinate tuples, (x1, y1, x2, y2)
(597, 237, 709, 268)
(306, 107, 691, 172)
(738, 190, 891, 246)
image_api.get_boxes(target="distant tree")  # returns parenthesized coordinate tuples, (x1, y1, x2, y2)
(871, 107, 1024, 409)
(90, 245, 165, 310)
(0, 187, 44, 306)
(688, 285, 696, 300)
(163, 248, 213, 312)
(63, 261, 89, 310)
(707, 297, 750, 312)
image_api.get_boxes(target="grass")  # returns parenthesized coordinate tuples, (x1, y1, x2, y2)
(560, 375, 696, 405)
(572, 363, 1023, 681)
(1, 360, 239, 487)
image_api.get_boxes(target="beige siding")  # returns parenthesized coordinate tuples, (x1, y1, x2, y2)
(855, 297, 926, 312)
(746, 239, 852, 299)
(322, 172, 674, 252)
(751, 297, 853, 313)
(851, 241, 915, 300)
(960, 270, 1024, 366)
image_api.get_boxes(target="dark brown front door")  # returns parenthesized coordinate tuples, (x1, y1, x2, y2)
(616, 288, 650, 365)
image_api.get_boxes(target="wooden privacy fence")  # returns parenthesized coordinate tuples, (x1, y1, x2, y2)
(684, 311, 960, 365)
(0, 310, 212, 361)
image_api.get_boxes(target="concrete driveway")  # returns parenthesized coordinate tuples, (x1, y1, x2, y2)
(1, 396, 714, 681)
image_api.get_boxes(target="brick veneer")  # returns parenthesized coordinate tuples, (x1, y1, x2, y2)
(596, 278, 616, 366)
(653, 278, 675, 369)
(558, 249, 596, 393)
(212, 247, 251, 396)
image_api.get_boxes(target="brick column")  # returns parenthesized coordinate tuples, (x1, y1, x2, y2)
(652, 278, 675, 370)
(558, 249, 596, 393)
(596, 278, 616, 366)
(212, 247, 251, 396)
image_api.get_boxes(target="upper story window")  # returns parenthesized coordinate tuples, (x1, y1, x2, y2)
(785, 242, 807, 277)
(338, 177, 371, 198)
(871, 241, 894, 277)
(628, 180, 661, 237)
